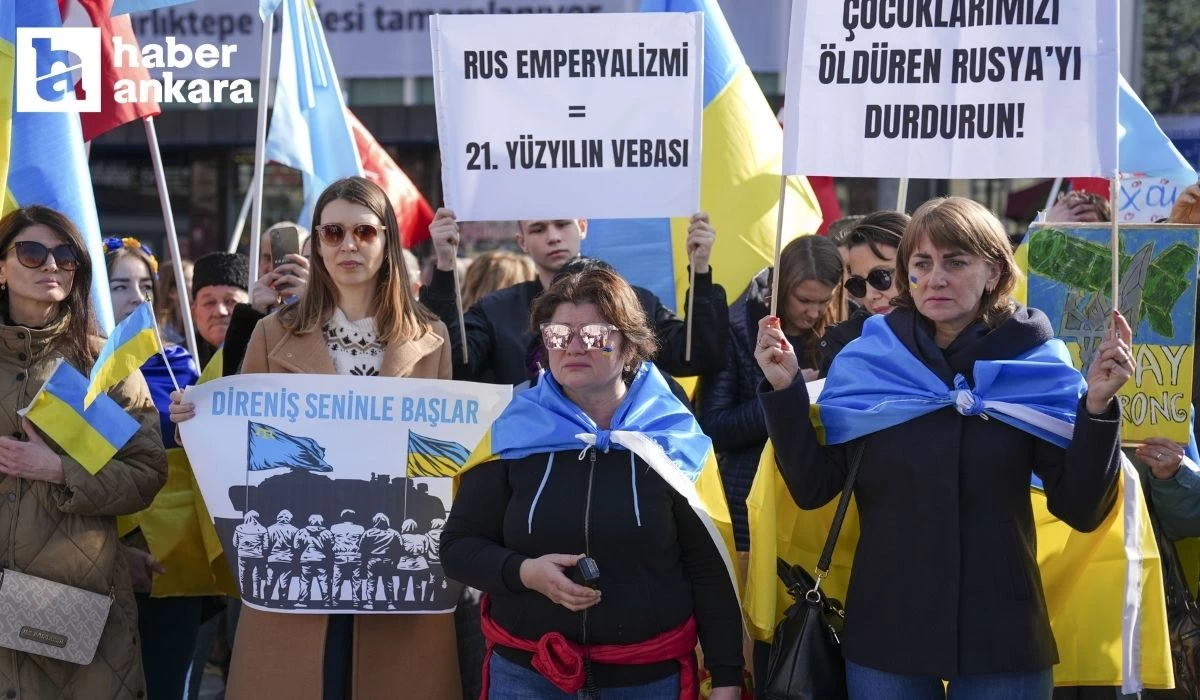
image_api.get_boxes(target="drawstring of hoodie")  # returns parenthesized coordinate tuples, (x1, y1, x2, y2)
(526, 445, 644, 534)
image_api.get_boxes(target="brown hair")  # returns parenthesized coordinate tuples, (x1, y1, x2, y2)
(893, 197, 1020, 327)
(279, 176, 436, 346)
(770, 235, 843, 367)
(105, 241, 159, 300)
(530, 267, 658, 381)
(461, 250, 535, 309)
(155, 259, 192, 331)
(0, 206, 98, 369)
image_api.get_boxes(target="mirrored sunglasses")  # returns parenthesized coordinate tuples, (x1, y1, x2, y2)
(316, 222, 386, 246)
(540, 322, 619, 352)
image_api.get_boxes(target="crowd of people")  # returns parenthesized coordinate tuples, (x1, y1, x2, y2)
(1, 176, 1199, 700)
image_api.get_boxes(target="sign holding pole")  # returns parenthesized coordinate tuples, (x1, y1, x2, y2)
(780, 0, 1119, 179)
(430, 12, 704, 222)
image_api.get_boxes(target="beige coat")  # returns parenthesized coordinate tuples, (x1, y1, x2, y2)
(0, 317, 168, 699)
(225, 313, 460, 700)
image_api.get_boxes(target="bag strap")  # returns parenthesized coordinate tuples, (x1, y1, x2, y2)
(811, 440, 866, 592)
(1139, 468, 1198, 611)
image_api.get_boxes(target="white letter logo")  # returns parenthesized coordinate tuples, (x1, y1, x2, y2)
(16, 27, 101, 113)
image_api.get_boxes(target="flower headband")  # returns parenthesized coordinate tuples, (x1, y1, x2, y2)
(104, 236, 159, 278)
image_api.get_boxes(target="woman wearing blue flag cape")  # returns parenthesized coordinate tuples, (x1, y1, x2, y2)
(756, 197, 1134, 699)
(442, 267, 743, 699)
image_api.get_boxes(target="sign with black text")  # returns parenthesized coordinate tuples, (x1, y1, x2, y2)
(430, 12, 703, 220)
(781, 0, 1119, 179)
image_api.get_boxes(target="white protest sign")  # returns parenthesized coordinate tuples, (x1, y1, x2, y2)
(430, 12, 703, 221)
(180, 374, 511, 614)
(1116, 169, 1198, 223)
(781, 0, 1119, 179)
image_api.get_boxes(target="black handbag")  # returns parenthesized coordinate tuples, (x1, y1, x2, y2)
(762, 441, 865, 700)
(1142, 477, 1200, 700)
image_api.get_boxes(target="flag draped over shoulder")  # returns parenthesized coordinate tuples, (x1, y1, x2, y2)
(265, 0, 361, 229)
(582, 0, 822, 311)
(745, 317, 1172, 692)
(2, 0, 114, 331)
(462, 363, 740, 596)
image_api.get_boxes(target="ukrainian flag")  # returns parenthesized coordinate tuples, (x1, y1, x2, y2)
(745, 317, 1172, 691)
(407, 431, 470, 478)
(583, 0, 822, 312)
(461, 364, 739, 596)
(20, 358, 140, 475)
(86, 303, 160, 407)
(1, 0, 115, 331)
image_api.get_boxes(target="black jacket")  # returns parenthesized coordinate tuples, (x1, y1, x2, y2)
(817, 307, 871, 377)
(696, 269, 809, 550)
(759, 306, 1122, 678)
(419, 267, 728, 386)
(222, 304, 267, 376)
(441, 447, 743, 689)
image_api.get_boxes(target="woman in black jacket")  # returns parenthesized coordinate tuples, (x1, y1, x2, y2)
(756, 197, 1134, 698)
(697, 234, 842, 552)
(442, 267, 742, 700)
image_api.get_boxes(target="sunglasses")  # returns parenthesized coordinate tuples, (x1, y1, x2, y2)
(844, 268, 893, 298)
(5, 241, 79, 271)
(315, 222, 386, 247)
(540, 322, 619, 352)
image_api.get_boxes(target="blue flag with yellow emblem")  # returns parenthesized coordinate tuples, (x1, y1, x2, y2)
(247, 421, 333, 473)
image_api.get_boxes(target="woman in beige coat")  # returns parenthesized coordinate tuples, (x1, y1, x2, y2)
(172, 177, 459, 699)
(0, 206, 167, 699)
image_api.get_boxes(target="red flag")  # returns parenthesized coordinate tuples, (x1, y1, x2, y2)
(74, 0, 160, 142)
(1067, 177, 1111, 199)
(345, 108, 434, 249)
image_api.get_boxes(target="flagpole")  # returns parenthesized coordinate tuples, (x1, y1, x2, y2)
(144, 116, 200, 361)
(145, 297, 181, 393)
(684, 253, 695, 363)
(1044, 176, 1064, 215)
(1110, 169, 1120, 319)
(249, 9, 277, 290)
(228, 181, 255, 255)
(896, 177, 909, 213)
(769, 175, 787, 318)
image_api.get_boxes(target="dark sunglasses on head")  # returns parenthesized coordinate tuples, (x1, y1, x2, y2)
(5, 240, 79, 271)
(315, 222, 386, 247)
(540, 322, 619, 352)
(844, 268, 893, 298)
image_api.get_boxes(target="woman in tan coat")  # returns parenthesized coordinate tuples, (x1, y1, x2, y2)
(172, 176, 459, 699)
(0, 206, 167, 699)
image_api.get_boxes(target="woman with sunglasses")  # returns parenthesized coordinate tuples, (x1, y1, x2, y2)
(170, 176, 457, 699)
(819, 211, 908, 375)
(442, 267, 743, 700)
(0, 206, 167, 698)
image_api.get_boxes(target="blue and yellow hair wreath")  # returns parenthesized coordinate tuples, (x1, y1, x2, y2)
(103, 237, 159, 279)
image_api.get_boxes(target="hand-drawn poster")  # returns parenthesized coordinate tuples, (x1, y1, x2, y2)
(1020, 223, 1199, 443)
(179, 374, 511, 614)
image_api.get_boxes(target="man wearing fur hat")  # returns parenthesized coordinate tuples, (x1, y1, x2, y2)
(191, 251, 250, 367)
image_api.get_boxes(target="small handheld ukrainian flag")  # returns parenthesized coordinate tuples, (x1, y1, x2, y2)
(85, 302, 161, 407)
(21, 358, 140, 475)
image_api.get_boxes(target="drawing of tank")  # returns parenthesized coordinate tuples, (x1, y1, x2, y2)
(1027, 227, 1196, 337)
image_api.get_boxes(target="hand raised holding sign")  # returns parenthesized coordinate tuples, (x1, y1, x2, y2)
(430, 208, 461, 273)
(687, 212, 715, 274)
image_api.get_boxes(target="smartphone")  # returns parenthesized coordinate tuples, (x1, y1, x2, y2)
(270, 226, 301, 269)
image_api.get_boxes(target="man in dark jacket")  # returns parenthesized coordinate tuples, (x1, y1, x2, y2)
(422, 210, 729, 386)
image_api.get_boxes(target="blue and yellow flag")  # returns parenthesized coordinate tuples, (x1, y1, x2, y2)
(86, 303, 160, 407)
(248, 421, 333, 473)
(746, 317, 1172, 691)
(407, 431, 470, 478)
(21, 358, 140, 475)
(583, 0, 822, 311)
(462, 364, 740, 596)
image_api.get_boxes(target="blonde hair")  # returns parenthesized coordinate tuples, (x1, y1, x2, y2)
(461, 250, 536, 309)
(893, 197, 1020, 327)
(279, 177, 436, 345)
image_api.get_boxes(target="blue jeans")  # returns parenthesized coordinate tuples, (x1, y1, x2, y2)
(487, 652, 680, 699)
(846, 660, 1054, 699)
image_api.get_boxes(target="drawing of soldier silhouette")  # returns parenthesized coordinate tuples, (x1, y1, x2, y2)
(292, 514, 334, 607)
(398, 519, 431, 603)
(233, 510, 268, 599)
(264, 509, 299, 606)
(425, 517, 446, 603)
(331, 509, 366, 607)
(361, 513, 401, 610)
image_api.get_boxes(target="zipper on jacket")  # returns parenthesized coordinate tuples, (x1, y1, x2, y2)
(581, 446, 598, 699)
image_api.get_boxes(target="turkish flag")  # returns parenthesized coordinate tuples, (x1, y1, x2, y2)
(73, 0, 161, 142)
(346, 108, 435, 249)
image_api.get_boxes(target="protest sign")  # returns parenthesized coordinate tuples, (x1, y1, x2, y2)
(1116, 169, 1198, 223)
(430, 12, 703, 220)
(1018, 222, 1199, 443)
(781, 0, 1119, 179)
(179, 374, 511, 614)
